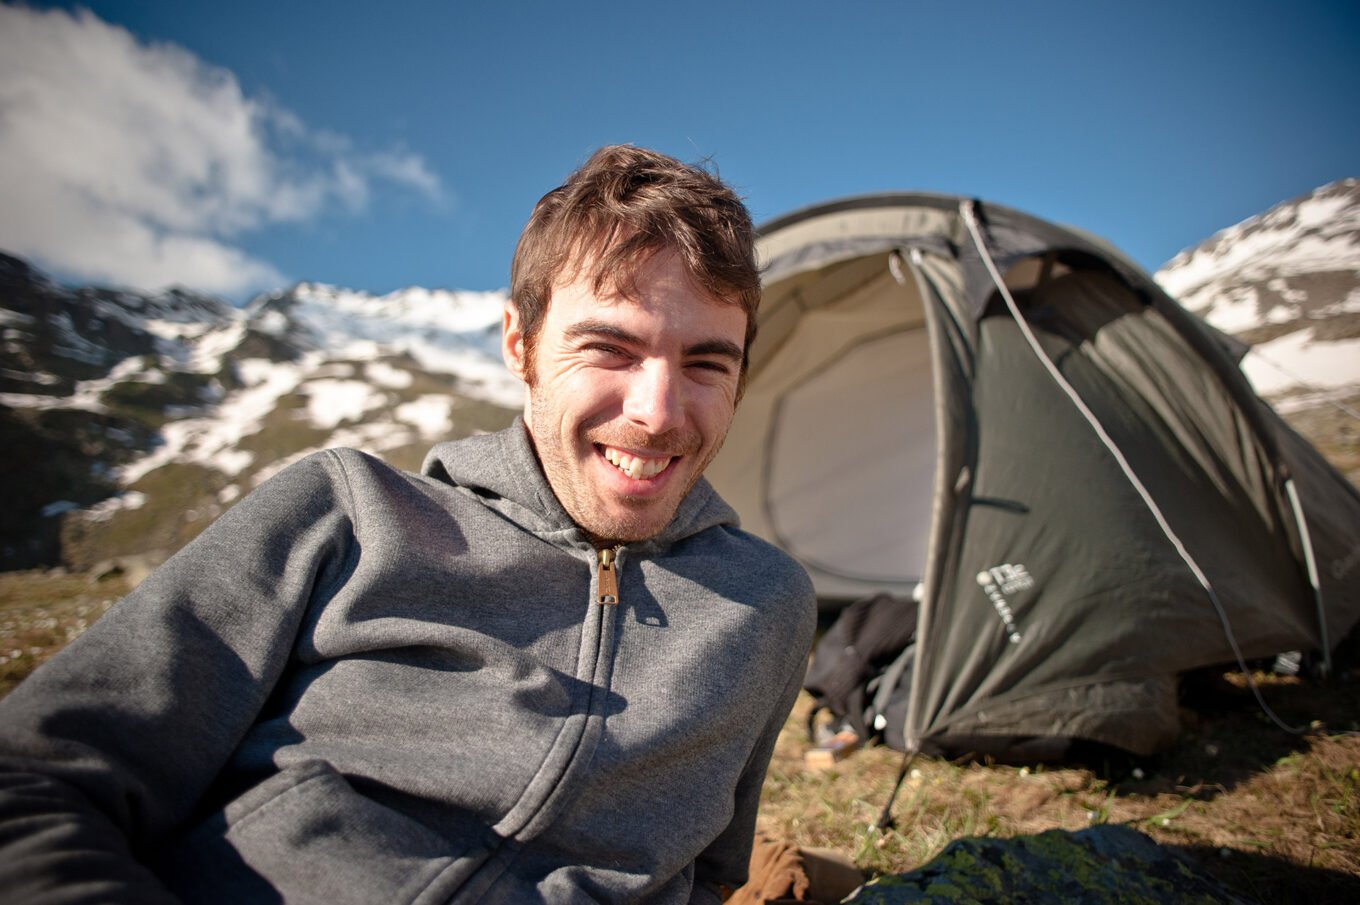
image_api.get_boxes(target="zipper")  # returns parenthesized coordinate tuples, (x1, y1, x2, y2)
(596, 546, 621, 605)
(450, 545, 624, 899)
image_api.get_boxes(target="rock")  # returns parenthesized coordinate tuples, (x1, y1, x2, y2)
(846, 825, 1253, 904)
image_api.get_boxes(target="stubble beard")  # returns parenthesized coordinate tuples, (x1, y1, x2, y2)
(526, 391, 715, 546)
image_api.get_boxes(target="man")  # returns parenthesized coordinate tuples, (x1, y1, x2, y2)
(0, 145, 817, 903)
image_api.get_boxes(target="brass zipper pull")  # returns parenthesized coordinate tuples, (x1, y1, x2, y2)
(596, 547, 619, 606)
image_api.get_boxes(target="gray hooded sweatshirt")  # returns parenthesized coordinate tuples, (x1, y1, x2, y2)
(0, 421, 816, 904)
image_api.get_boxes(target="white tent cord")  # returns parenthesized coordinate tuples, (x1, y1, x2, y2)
(1285, 477, 1330, 677)
(959, 200, 1306, 736)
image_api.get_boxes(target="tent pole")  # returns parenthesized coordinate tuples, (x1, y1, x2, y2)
(875, 747, 920, 831)
(1284, 477, 1331, 677)
(889, 247, 949, 756)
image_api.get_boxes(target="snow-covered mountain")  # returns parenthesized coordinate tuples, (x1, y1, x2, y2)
(3, 178, 1356, 574)
(112, 282, 521, 488)
(0, 255, 520, 570)
(1155, 178, 1360, 409)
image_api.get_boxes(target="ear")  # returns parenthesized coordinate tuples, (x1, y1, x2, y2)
(502, 301, 528, 380)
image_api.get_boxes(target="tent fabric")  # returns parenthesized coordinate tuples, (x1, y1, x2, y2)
(707, 194, 1360, 757)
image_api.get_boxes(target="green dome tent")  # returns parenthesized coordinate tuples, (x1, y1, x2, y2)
(705, 193, 1360, 758)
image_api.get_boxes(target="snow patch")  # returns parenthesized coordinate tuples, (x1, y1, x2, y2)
(254, 309, 290, 337)
(120, 356, 313, 484)
(301, 379, 386, 429)
(1317, 288, 1360, 317)
(395, 395, 454, 438)
(0, 309, 36, 327)
(85, 491, 148, 521)
(49, 312, 108, 365)
(1266, 278, 1308, 306)
(236, 358, 286, 387)
(1157, 180, 1360, 299)
(209, 448, 255, 475)
(142, 318, 219, 344)
(267, 284, 523, 407)
(366, 361, 414, 389)
(1240, 333, 1360, 397)
(0, 367, 61, 386)
(1154, 179, 1360, 407)
(191, 321, 249, 370)
(0, 389, 98, 408)
(326, 421, 417, 453)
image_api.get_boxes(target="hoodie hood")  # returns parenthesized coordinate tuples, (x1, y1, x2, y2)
(421, 417, 739, 552)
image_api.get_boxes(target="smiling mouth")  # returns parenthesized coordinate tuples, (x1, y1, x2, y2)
(600, 444, 674, 480)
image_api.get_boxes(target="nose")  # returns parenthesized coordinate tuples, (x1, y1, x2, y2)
(622, 359, 684, 435)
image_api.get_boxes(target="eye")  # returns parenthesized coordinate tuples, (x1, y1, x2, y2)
(582, 343, 632, 365)
(686, 359, 735, 380)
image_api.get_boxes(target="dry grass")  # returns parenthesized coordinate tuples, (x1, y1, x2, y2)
(759, 672, 1360, 901)
(0, 569, 126, 696)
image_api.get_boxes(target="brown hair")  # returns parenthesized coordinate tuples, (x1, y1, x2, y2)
(509, 145, 760, 383)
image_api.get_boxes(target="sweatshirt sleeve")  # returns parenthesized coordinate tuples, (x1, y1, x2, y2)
(0, 451, 358, 904)
(691, 567, 816, 903)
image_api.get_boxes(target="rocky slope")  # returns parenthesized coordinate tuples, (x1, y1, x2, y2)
(0, 257, 519, 571)
(1155, 178, 1360, 407)
(1155, 178, 1360, 484)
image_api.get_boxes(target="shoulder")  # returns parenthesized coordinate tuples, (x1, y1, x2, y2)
(741, 529, 813, 590)
(680, 523, 817, 632)
(236, 448, 446, 528)
(712, 524, 813, 591)
(217, 450, 358, 524)
(288, 447, 471, 519)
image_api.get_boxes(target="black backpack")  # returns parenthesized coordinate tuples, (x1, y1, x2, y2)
(803, 591, 920, 750)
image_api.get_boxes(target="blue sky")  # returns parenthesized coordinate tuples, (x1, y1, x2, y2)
(1, 1, 1356, 302)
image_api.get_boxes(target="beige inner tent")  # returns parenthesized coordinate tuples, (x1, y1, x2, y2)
(712, 253, 934, 600)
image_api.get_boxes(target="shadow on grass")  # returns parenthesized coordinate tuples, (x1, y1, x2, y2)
(1172, 843, 1360, 904)
(1036, 660, 1360, 806)
(1111, 666, 1360, 802)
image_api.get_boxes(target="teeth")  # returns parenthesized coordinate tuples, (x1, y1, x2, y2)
(603, 446, 672, 480)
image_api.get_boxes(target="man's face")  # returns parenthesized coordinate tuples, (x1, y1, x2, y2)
(503, 249, 747, 546)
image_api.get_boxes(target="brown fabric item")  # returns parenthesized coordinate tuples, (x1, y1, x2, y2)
(799, 847, 865, 903)
(727, 834, 863, 905)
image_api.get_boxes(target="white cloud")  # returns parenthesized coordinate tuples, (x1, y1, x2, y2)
(0, 5, 443, 297)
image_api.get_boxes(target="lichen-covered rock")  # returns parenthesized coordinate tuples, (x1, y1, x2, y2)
(847, 825, 1253, 904)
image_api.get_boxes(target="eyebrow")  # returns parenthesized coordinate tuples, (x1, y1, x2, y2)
(565, 320, 743, 362)
(684, 339, 744, 362)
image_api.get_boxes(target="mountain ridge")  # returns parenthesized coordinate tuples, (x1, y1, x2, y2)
(1155, 178, 1360, 406)
(0, 264, 520, 570)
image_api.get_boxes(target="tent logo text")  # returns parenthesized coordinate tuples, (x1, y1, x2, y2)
(977, 564, 1033, 644)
